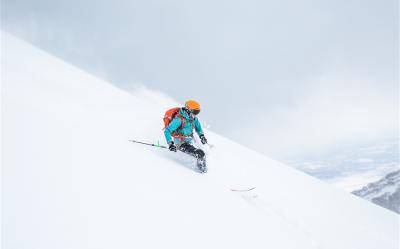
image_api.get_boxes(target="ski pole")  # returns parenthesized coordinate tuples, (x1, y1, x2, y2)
(129, 139, 167, 149)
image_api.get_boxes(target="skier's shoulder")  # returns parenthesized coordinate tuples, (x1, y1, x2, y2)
(171, 115, 183, 124)
(177, 108, 185, 116)
(172, 110, 185, 124)
(177, 109, 190, 120)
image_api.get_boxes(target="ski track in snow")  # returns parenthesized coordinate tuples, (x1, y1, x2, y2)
(232, 190, 323, 249)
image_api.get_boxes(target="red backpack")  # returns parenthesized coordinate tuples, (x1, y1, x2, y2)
(163, 107, 185, 129)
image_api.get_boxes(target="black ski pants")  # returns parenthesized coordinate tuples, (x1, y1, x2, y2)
(179, 143, 205, 159)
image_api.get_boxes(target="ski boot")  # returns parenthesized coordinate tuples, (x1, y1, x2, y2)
(197, 157, 207, 173)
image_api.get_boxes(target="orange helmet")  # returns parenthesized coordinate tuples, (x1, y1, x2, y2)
(185, 100, 201, 115)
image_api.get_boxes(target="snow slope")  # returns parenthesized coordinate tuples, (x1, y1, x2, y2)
(2, 31, 399, 249)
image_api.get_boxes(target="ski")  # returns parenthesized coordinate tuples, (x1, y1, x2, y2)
(230, 187, 256, 192)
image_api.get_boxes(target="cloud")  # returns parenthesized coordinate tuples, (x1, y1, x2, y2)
(226, 72, 398, 158)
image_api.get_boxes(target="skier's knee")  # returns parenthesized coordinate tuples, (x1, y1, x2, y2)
(196, 149, 205, 159)
(179, 143, 190, 152)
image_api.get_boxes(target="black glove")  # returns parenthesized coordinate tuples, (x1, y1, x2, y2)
(199, 134, 208, 144)
(168, 141, 177, 152)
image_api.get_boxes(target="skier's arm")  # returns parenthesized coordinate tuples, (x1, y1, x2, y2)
(164, 118, 182, 144)
(194, 118, 204, 137)
(195, 118, 207, 144)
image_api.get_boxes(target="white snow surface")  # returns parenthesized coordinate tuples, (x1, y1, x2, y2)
(2, 31, 399, 249)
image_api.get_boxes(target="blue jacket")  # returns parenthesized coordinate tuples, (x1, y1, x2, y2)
(164, 108, 204, 144)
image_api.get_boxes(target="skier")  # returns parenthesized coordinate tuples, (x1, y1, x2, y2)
(163, 100, 208, 172)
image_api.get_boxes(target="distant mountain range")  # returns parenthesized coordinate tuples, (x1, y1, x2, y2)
(285, 140, 399, 213)
(352, 170, 400, 214)
(285, 140, 399, 191)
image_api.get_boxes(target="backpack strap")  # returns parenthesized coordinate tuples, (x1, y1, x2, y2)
(174, 111, 186, 130)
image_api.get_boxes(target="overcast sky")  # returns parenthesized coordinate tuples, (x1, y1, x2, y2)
(2, 0, 398, 159)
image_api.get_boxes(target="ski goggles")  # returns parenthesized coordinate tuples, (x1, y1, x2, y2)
(189, 108, 200, 115)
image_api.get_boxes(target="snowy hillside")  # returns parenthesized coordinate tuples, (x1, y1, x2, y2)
(353, 170, 400, 214)
(2, 31, 399, 249)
